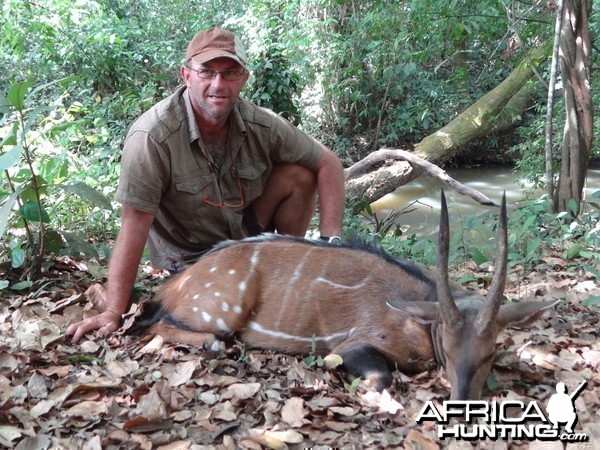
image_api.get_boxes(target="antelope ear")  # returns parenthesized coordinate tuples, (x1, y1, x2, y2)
(386, 300, 441, 324)
(497, 300, 559, 328)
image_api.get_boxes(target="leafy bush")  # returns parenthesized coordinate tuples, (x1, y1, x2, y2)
(1, 80, 114, 279)
(343, 191, 600, 281)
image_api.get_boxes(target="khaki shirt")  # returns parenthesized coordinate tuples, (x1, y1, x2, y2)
(115, 86, 322, 270)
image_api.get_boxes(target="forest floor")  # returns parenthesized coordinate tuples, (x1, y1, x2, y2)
(0, 251, 599, 450)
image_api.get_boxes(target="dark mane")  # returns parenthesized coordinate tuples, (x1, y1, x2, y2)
(204, 233, 433, 286)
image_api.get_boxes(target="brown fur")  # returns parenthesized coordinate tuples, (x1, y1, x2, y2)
(149, 235, 437, 373)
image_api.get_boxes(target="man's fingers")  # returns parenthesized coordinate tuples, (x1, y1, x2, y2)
(67, 314, 120, 343)
(71, 320, 96, 343)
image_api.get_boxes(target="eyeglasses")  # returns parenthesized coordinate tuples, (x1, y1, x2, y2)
(186, 66, 246, 81)
(203, 163, 245, 208)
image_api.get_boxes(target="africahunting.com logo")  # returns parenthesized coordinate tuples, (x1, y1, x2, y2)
(416, 381, 588, 442)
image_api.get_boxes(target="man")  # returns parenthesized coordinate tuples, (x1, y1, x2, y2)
(67, 28, 345, 342)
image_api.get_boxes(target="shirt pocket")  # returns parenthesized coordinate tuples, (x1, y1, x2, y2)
(174, 175, 213, 221)
(237, 162, 268, 204)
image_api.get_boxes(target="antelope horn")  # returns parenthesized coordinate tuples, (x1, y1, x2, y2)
(437, 191, 463, 330)
(475, 192, 508, 336)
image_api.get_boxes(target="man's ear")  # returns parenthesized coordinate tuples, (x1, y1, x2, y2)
(181, 65, 192, 85)
(241, 70, 250, 85)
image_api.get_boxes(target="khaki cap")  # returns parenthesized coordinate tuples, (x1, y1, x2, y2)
(185, 27, 247, 69)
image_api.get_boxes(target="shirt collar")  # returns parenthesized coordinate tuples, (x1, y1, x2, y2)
(231, 99, 247, 136)
(183, 89, 201, 144)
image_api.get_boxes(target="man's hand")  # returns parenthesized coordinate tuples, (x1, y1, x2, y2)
(66, 205, 155, 343)
(66, 310, 121, 343)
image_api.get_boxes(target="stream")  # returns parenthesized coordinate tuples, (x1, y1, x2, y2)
(369, 166, 600, 236)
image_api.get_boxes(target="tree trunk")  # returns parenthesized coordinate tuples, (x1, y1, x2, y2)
(555, 0, 593, 214)
(413, 43, 551, 163)
(545, 0, 565, 209)
(345, 43, 551, 204)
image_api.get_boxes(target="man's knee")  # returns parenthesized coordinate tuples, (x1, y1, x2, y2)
(272, 163, 317, 194)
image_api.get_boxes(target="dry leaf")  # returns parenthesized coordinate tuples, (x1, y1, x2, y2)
(222, 382, 261, 403)
(323, 354, 343, 369)
(64, 400, 108, 417)
(281, 397, 308, 428)
(167, 360, 197, 387)
(242, 435, 288, 450)
(0, 249, 598, 449)
(405, 428, 440, 450)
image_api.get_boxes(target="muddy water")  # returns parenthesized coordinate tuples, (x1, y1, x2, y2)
(369, 167, 600, 236)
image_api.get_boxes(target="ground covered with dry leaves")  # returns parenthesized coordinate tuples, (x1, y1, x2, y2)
(1, 256, 599, 450)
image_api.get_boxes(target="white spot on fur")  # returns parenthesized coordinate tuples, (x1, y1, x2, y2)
(228, 269, 236, 275)
(192, 306, 199, 312)
(202, 312, 212, 322)
(221, 302, 230, 312)
(204, 282, 214, 288)
(193, 294, 200, 300)
(210, 267, 217, 273)
(247, 321, 354, 343)
(216, 318, 230, 332)
(250, 248, 260, 266)
(233, 305, 242, 314)
(214, 292, 221, 297)
(239, 281, 247, 292)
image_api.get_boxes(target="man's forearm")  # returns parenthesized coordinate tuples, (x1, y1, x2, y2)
(104, 244, 144, 316)
(105, 205, 156, 316)
(317, 148, 345, 236)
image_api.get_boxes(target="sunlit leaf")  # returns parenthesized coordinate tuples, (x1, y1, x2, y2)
(7, 81, 35, 110)
(57, 182, 113, 210)
(11, 281, 34, 292)
(581, 295, 600, 307)
(567, 199, 579, 216)
(583, 265, 600, 279)
(566, 244, 583, 259)
(11, 247, 26, 268)
(20, 176, 48, 203)
(0, 145, 23, 170)
(471, 247, 489, 266)
(0, 122, 19, 147)
(29, 75, 80, 97)
(19, 200, 51, 223)
(24, 105, 55, 133)
(0, 190, 21, 237)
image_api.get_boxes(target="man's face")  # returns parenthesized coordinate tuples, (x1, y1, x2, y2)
(182, 58, 249, 124)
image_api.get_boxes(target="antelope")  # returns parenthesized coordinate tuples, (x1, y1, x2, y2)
(133, 191, 557, 400)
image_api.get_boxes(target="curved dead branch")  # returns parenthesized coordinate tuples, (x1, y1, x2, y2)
(345, 149, 499, 207)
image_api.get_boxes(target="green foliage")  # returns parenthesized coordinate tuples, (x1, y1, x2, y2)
(343, 191, 600, 283)
(303, 335, 325, 368)
(1, 0, 597, 287)
(1, 80, 114, 279)
(342, 198, 438, 267)
(247, 44, 302, 124)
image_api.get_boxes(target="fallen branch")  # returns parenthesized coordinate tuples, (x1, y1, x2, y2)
(345, 148, 499, 206)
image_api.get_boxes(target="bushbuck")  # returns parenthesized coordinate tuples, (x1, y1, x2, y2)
(133, 192, 556, 400)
